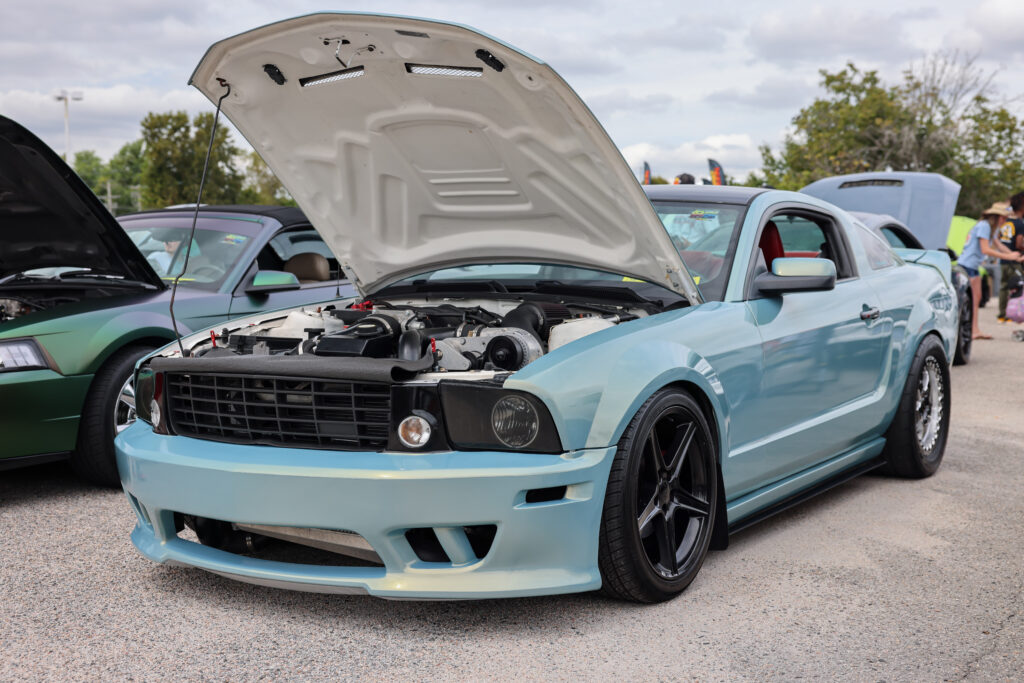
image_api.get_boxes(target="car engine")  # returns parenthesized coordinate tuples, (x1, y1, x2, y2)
(182, 297, 644, 376)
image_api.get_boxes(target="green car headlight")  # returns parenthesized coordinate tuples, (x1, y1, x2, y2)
(438, 383, 561, 453)
(134, 367, 169, 434)
(0, 339, 49, 372)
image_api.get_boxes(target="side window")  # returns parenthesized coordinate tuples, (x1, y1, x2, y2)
(764, 211, 855, 279)
(774, 215, 825, 254)
(856, 223, 900, 270)
(254, 228, 341, 285)
(880, 226, 910, 248)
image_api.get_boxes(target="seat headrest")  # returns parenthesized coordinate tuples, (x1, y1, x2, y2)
(283, 252, 330, 283)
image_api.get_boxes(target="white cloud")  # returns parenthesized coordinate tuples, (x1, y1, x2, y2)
(0, 86, 209, 159)
(621, 134, 763, 182)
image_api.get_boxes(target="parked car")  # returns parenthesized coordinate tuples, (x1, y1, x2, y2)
(801, 172, 972, 364)
(116, 13, 958, 603)
(0, 115, 354, 485)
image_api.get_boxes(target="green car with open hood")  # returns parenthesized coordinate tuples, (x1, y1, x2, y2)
(0, 116, 354, 483)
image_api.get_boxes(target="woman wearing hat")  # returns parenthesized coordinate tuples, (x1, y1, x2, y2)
(960, 202, 1022, 339)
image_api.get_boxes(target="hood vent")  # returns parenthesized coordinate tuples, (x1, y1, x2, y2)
(299, 66, 365, 88)
(405, 64, 482, 78)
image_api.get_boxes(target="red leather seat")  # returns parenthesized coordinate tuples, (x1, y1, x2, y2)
(759, 220, 784, 270)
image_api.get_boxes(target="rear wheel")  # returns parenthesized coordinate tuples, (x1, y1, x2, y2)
(72, 345, 154, 487)
(953, 291, 972, 365)
(881, 336, 950, 478)
(598, 388, 717, 603)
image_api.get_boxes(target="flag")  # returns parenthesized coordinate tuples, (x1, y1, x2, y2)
(708, 159, 725, 186)
(642, 161, 651, 185)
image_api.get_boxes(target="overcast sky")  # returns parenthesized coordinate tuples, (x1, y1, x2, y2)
(4, 0, 1024, 182)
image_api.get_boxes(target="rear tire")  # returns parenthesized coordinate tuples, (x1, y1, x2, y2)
(72, 345, 154, 487)
(598, 388, 717, 603)
(881, 336, 950, 478)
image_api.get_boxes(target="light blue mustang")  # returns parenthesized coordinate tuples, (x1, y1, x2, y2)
(116, 13, 958, 603)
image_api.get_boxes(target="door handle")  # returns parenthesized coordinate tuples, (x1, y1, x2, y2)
(860, 306, 881, 321)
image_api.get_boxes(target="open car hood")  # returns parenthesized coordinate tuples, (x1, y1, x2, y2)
(0, 116, 163, 287)
(801, 171, 960, 250)
(190, 13, 700, 303)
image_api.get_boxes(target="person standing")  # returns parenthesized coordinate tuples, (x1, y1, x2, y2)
(997, 192, 1024, 322)
(961, 203, 1022, 339)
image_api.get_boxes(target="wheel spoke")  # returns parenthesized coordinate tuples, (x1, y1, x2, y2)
(637, 494, 660, 538)
(672, 488, 710, 517)
(119, 381, 136, 410)
(646, 428, 666, 472)
(656, 513, 678, 574)
(665, 422, 696, 482)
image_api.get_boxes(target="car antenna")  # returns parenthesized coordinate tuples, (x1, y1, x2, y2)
(170, 78, 231, 357)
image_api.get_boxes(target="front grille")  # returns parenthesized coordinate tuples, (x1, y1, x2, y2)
(165, 372, 391, 450)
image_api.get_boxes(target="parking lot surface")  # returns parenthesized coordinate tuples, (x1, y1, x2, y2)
(2, 310, 1022, 681)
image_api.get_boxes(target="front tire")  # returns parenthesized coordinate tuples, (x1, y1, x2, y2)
(72, 345, 154, 487)
(881, 336, 950, 478)
(953, 291, 972, 366)
(598, 388, 717, 603)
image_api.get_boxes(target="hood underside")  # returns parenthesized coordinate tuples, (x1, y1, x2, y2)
(190, 13, 699, 303)
(0, 116, 163, 287)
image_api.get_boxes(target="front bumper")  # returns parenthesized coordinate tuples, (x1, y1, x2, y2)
(0, 369, 92, 460)
(116, 422, 616, 599)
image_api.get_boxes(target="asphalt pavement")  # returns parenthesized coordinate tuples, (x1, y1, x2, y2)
(2, 309, 1022, 681)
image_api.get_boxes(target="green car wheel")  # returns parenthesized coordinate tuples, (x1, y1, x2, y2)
(72, 345, 155, 487)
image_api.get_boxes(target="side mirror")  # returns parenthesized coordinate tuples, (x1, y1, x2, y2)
(245, 270, 301, 294)
(755, 257, 837, 295)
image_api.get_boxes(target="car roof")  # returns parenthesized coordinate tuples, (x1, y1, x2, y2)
(119, 205, 309, 227)
(642, 185, 767, 205)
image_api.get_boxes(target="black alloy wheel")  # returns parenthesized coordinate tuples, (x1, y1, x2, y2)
(598, 388, 717, 603)
(953, 291, 972, 365)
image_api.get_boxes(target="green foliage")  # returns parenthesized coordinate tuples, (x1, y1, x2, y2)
(758, 53, 1024, 216)
(239, 150, 296, 206)
(72, 150, 106, 195)
(649, 175, 669, 185)
(107, 140, 144, 214)
(140, 111, 245, 208)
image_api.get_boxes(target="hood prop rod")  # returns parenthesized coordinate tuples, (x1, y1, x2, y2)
(170, 78, 231, 357)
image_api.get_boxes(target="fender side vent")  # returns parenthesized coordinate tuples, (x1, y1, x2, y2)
(299, 66, 365, 87)
(405, 63, 482, 78)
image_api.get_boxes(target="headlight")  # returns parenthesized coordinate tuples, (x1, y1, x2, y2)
(134, 366, 169, 434)
(491, 396, 539, 448)
(439, 383, 561, 453)
(0, 339, 49, 372)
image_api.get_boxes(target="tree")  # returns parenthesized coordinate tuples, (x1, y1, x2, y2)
(239, 150, 296, 205)
(140, 111, 245, 208)
(73, 150, 107, 196)
(107, 139, 144, 214)
(757, 52, 1024, 215)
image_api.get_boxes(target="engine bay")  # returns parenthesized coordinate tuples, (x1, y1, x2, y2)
(184, 296, 651, 378)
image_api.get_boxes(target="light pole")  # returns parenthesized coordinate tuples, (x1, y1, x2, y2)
(54, 89, 83, 161)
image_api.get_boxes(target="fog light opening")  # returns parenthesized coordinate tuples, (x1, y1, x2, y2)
(397, 415, 432, 448)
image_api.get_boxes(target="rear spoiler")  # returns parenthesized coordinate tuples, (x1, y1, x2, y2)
(893, 248, 952, 285)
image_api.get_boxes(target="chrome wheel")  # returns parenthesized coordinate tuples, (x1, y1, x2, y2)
(914, 356, 943, 454)
(114, 374, 137, 435)
(635, 406, 711, 580)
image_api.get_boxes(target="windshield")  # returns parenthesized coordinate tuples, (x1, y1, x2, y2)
(651, 201, 745, 301)
(118, 215, 264, 291)
(387, 263, 683, 303)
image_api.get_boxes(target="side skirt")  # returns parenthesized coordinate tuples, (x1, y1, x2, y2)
(726, 438, 887, 534)
(0, 451, 71, 472)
